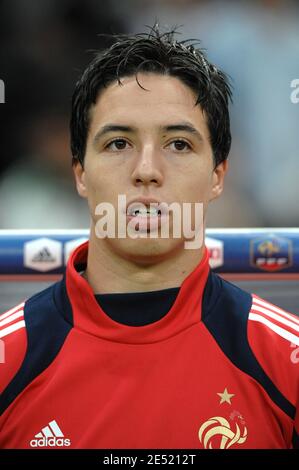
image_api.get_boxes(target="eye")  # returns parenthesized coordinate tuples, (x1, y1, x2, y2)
(105, 138, 131, 151)
(168, 139, 192, 152)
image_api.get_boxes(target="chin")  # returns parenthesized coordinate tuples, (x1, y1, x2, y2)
(107, 237, 184, 264)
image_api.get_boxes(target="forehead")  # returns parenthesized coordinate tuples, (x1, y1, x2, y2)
(88, 73, 208, 135)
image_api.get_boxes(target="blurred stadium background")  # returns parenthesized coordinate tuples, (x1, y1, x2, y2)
(0, 0, 298, 311)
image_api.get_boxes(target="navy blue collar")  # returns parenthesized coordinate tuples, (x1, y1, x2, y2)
(95, 288, 180, 326)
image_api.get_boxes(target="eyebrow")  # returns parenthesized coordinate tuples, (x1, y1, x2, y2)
(160, 123, 204, 143)
(93, 125, 137, 147)
(93, 121, 204, 147)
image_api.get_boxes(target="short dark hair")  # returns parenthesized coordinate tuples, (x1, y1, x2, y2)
(70, 27, 232, 167)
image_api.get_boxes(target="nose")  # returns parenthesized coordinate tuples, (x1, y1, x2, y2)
(131, 143, 164, 187)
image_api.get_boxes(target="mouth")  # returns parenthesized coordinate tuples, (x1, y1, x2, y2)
(126, 202, 168, 232)
(127, 207, 162, 217)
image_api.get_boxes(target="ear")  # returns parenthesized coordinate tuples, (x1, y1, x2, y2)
(72, 159, 88, 198)
(209, 160, 228, 202)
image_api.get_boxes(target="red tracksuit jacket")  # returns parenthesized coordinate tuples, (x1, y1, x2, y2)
(0, 241, 298, 449)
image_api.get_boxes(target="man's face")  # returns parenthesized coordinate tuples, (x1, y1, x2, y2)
(73, 73, 227, 263)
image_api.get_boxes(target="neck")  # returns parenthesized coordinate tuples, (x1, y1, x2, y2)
(83, 229, 206, 294)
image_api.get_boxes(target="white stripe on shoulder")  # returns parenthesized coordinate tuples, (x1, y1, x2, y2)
(252, 297, 299, 325)
(0, 310, 24, 328)
(249, 313, 299, 346)
(0, 302, 25, 321)
(0, 320, 26, 339)
(250, 305, 299, 333)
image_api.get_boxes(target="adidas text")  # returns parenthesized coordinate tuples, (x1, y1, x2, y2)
(30, 437, 71, 447)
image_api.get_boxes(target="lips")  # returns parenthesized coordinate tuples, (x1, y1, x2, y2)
(127, 204, 162, 217)
(125, 197, 169, 232)
(125, 198, 169, 217)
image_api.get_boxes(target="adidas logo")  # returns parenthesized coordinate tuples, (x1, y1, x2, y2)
(30, 420, 71, 447)
(32, 247, 56, 263)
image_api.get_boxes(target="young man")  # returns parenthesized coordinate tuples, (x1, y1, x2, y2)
(0, 29, 298, 450)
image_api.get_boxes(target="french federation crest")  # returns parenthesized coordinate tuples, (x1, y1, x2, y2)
(250, 234, 292, 272)
(198, 415, 247, 449)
